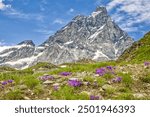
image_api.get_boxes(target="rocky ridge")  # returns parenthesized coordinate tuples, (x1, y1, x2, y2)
(0, 7, 133, 69)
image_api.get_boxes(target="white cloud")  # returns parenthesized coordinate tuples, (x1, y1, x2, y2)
(106, 0, 150, 32)
(0, 0, 11, 10)
(69, 8, 74, 13)
(0, 0, 45, 22)
(1, 6, 45, 21)
(53, 19, 65, 25)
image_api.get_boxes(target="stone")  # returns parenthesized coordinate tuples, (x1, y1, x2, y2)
(24, 96, 31, 100)
(43, 80, 54, 85)
(81, 91, 91, 95)
(18, 85, 28, 90)
(102, 84, 113, 90)
(133, 93, 145, 99)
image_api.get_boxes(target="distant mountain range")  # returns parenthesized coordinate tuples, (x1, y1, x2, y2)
(0, 6, 133, 69)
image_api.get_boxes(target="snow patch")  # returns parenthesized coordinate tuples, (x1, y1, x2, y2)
(88, 25, 105, 40)
(0, 44, 32, 53)
(91, 11, 102, 17)
(0, 51, 13, 57)
(4, 52, 43, 69)
(93, 50, 110, 60)
(114, 42, 119, 57)
(64, 41, 73, 45)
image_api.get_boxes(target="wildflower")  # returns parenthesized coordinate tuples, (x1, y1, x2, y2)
(7, 80, 13, 83)
(116, 77, 122, 82)
(96, 68, 105, 76)
(144, 62, 150, 66)
(40, 75, 54, 81)
(90, 95, 100, 100)
(106, 66, 113, 71)
(53, 83, 59, 91)
(68, 79, 81, 87)
(60, 72, 72, 76)
(111, 77, 122, 83)
(53, 85, 59, 91)
(1, 81, 7, 85)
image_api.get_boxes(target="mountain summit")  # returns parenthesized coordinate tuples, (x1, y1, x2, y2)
(0, 7, 133, 69)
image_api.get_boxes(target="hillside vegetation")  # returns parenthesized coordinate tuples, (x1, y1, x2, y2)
(118, 31, 150, 63)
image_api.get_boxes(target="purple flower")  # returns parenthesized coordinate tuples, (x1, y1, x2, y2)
(1, 81, 7, 85)
(68, 80, 81, 87)
(111, 77, 122, 83)
(106, 66, 113, 71)
(90, 95, 100, 100)
(40, 75, 54, 81)
(96, 68, 106, 76)
(7, 80, 13, 83)
(144, 62, 150, 66)
(60, 72, 72, 76)
(90, 95, 95, 100)
(116, 77, 122, 82)
(53, 85, 59, 91)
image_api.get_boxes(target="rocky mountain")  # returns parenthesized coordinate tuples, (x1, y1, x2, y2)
(0, 7, 133, 69)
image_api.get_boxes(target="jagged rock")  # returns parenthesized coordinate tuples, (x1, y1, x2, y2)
(0, 6, 133, 69)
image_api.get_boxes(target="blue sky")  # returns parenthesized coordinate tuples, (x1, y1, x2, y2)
(0, 0, 150, 46)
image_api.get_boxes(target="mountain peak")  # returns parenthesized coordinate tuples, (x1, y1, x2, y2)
(95, 6, 107, 13)
(91, 6, 107, 18)
(17, 40, 35, 46)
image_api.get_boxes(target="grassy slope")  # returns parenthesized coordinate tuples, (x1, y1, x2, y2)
(118, 31, 150, 63)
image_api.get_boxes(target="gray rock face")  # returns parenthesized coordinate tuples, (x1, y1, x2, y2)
(0, 7, 133, 69)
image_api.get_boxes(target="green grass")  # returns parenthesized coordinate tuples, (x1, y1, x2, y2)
(2, 89, 23, 100)
(23, 75, 40, 89)
(49, 61, 117, 74)
(140, 74, 150, 83)
(0, 66, 16, 72)
(27, 62, 57, 71)
(114, 93, 134, 100)
(51, 86, 89, 100)
(118, 31, 150, 63)
(102, 73, 114, 80)
(83, 76, 95, 83)
(97, 78, 106, 87)
(117, 73, 133, 87)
